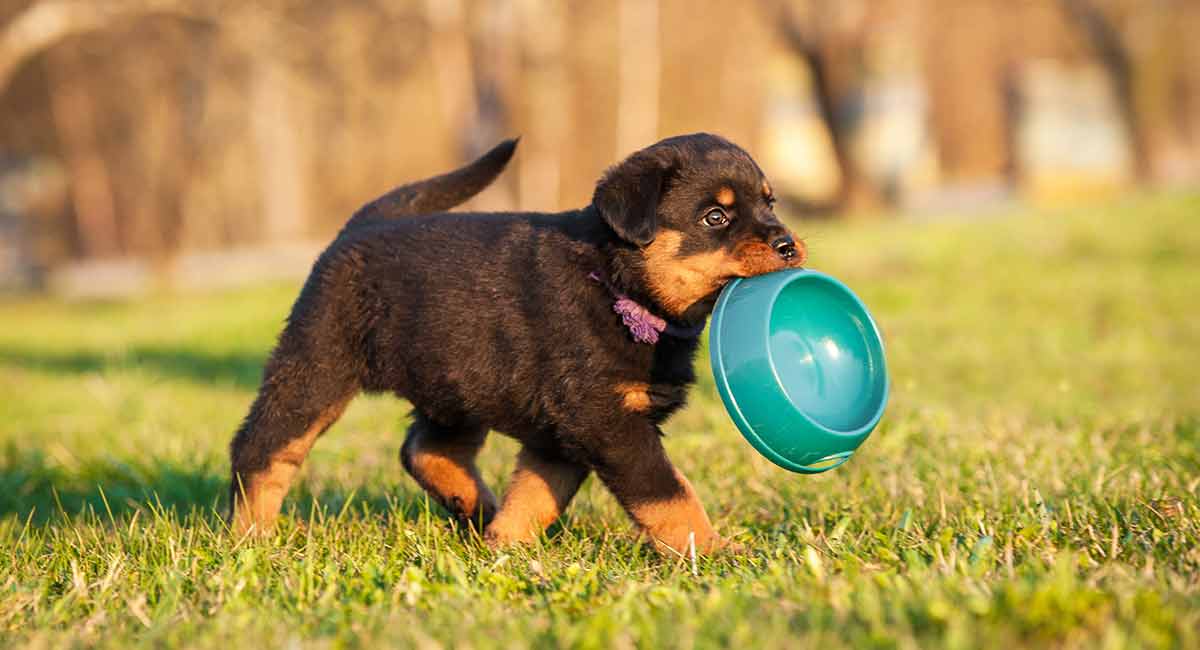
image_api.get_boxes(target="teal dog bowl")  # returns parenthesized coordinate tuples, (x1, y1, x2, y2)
(709, 269, 888, 473)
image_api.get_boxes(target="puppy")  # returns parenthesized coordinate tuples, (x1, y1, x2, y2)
(229, 133, 806, 555)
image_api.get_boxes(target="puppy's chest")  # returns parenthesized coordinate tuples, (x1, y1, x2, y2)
(614, 344, 699, 421)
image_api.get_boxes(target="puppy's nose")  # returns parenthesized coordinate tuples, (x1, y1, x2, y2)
(771, 235, 799, 261)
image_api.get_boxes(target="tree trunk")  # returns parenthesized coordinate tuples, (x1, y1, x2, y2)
(923, 1, 1013, 185)
(515, 0, 567, 212)
(768, 0, 879, 212)
(0, 0, 200, 96)
(45, 47, 120, 259)
(424, 0, 479, 150)
(1059, 0, 1153, 182)
(616, 0, 659, 158)
(249, 52, 307, 241)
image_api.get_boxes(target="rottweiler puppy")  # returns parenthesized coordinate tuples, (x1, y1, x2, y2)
(229, 133, 806, 555)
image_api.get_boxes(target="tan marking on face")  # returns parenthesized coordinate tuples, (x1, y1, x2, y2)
(404, 429, 496, 523)
(715, 186, 735, 207)
(643, 230, 804, 316)
(732, 240, 789, 276)
(762, 179, 773, 199)
(643, 230, 730, 316)
(484, 448, 589, 546)
(628, 467, 722, 555)
(616, 381, 652, 412)
(233, 398, 351, 535)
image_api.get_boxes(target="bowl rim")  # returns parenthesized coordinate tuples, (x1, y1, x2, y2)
(710, 269, 889, 470)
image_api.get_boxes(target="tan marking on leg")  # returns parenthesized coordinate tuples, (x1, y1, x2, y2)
(715, 186, 736, 207)
(485, 448, 588, 546)
(616, 381, 652, 413)
(233, 399, 351, 535)
(406, 430, 497, 525)
(628, 468, 723, 555)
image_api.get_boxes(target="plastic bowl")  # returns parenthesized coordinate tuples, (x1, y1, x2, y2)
(709, 269, 888, 473)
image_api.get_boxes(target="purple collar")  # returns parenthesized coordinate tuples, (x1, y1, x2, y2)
(589, 271, 705, 344)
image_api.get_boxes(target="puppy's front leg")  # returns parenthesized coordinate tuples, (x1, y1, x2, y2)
(584, 421, 727, 556)
(484, 446, 589, 547)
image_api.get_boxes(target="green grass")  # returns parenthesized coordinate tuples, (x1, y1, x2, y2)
(1, 193, 1198, 648)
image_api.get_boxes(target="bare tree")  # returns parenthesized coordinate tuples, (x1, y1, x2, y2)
(0, 0, 212, 259)
(424, 0, 480, 150)
(44, 45, 119, 257)
(616, 0, 659, 158)
(764, 0, 880, 212)
(515, 0, 567, 212)
(241, 13, 307, 243)
(922, 0, 1015, 186)
(0, 0, 205, 95)
(1059, 0, 1152, 181)
(424, 0, 517, 210)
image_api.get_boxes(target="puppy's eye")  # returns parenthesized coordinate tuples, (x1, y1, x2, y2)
(701, 208, 729, 228)
(765, 195, 777, 207)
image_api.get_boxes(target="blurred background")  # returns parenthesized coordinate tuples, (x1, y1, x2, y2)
(0, 0, 1197, 296)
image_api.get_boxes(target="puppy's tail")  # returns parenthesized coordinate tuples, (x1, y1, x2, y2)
(344, 138, 518, 230)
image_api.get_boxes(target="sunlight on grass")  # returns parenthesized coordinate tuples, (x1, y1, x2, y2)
(1, 194, 1197, 647)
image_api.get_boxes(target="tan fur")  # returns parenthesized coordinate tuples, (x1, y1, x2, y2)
(643, 230, 803, 316)
(628, 468, 722, 554)
(715, 186, 736, 206)
(233, 398, 351, 534)
(732, 240, 795, 276)
(485, 448, 589, 545)
(643, 230, 729, 316)
(762, 179, 773, 199)
(616, 381, 652, 412)
(405, 427, 497, 524)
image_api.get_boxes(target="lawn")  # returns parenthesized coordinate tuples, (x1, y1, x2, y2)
(1, 193, 1197, 648)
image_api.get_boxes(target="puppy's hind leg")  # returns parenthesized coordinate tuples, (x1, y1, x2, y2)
(229, 353, 358, 535)
(401, 414, 498, 529)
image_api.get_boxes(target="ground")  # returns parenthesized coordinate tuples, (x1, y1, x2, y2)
(1, 193, 1197, 648)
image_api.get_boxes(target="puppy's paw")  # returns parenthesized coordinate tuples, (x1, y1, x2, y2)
(709, 536, 748, 555)
(646, 531, 745, 559)
(482, 521, 537, 550)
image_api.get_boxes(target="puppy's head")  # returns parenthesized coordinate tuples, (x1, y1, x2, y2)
(593, 133, 806, 319)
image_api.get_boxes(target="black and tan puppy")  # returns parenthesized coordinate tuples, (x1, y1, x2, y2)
(229, 133, 806, 555)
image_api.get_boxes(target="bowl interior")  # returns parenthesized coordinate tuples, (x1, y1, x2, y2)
(767, 275, 887, 433)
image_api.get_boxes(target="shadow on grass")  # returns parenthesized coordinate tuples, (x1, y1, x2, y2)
(0, 344, 267, 389)
(0, 447, 440, 528)
(0, 345, 493, 532)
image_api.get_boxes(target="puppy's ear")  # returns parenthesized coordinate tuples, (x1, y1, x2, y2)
(592, 152, 672, 247)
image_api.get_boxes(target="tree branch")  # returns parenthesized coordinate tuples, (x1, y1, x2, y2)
(0, 0, 204, 95)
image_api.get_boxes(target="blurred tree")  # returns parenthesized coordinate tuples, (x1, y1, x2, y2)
(0, 0, 211, 259)
(515, 0, 567, 212)
(461, 0, 518, 209)
(44, 45, 118, 258)
(425, 0, 517, 193)
(764, 0, 882, 212)
(1059, 0, 1150, 181)
(1059, 0, 1200, 183)
(0, 0, 203, 93)
(922, 0, 1015, 186)
(616, 0, 658, 159)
